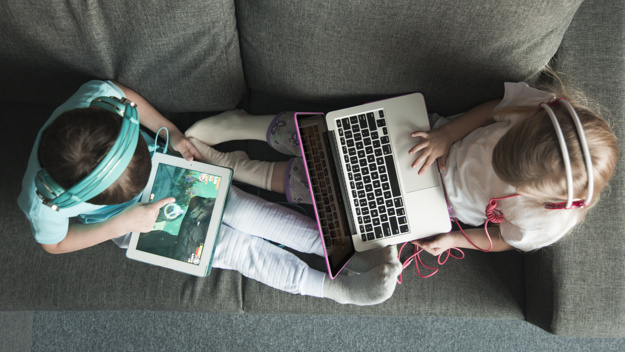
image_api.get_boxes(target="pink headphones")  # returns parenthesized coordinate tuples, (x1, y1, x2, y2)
(397, 97, 596, 281)
(538, 98, 594, 210)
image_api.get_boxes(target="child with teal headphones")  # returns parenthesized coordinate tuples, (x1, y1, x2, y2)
(19, 80, 202, 252)
(18, 80, 402, 306)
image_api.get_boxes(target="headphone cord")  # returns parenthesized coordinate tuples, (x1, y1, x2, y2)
(155, 127, 170, 154)
(397, 194, 519, 282)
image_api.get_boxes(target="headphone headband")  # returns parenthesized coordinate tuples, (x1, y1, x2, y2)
(35, 96, 140, 210)
(539, 98, 594, 209)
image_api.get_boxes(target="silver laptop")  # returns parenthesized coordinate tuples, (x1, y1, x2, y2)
(295, 93, 450, 277)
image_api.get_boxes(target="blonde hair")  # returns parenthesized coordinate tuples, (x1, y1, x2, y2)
(492, 80, 618, 211)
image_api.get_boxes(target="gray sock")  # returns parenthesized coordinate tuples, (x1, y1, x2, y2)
(345, 245, 398, 273)
(323, 254, 402, 306)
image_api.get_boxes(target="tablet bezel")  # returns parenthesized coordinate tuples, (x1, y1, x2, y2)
(126, 152, 232, 277)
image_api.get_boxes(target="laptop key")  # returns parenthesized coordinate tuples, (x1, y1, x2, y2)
(342, 118, 350, 129)
(367, 113, 376, 130)
(394, 197, 403, 207)
(359, 114, 367, 128)
(390, 216, 399, 234)
(383, 223, 391, 237)
(374, 227, 383, 238)
(384, 156, 401, 197)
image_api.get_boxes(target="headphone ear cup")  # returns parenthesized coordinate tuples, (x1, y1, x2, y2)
(35, 169, 66, 201)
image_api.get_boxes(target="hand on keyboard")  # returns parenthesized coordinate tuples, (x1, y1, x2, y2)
(409, 127, 453, 175)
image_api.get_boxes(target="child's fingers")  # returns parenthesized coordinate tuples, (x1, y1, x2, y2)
(408, 142, 427, 155)
(188, 143, 204, 162)
(411, 151, 429, 169)
(181, 139, 203, 162)
(418, 156, 436, 175)
(150, 197, 176, 210)
(411, 131, 428, 138)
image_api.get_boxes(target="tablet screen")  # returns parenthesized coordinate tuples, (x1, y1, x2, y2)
(136, 163, 224, 265)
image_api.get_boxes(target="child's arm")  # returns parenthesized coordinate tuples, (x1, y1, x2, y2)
(40, 197, 174, 254)
(412, 226, 514, 256)
(409, 99, 501, 175)
(113, 81, 203, 162)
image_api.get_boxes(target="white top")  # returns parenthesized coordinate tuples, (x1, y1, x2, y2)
(440, 82, 584, 251)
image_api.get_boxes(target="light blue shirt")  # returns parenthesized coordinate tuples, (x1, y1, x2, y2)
(17, 80, 152, 245)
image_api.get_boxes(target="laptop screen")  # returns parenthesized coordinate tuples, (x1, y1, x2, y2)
(296, 113, 355, 278)
(136, 163, 223, 265)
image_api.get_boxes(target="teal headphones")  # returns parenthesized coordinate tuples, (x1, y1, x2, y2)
(35, 96, 140, 211)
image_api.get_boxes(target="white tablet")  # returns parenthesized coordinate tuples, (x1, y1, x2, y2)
(126, 152, 232, 277)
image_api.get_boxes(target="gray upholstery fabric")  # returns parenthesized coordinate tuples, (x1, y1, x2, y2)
(524, 0, 625, 337)
(237, 0, 583, 115)
(0, 0, 245, 112)
(242, 250, 525, 319)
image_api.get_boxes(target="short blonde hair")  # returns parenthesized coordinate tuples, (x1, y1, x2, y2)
(492, 85, 618, 209)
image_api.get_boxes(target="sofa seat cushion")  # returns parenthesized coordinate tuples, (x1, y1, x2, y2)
(0, 0, 245, 112)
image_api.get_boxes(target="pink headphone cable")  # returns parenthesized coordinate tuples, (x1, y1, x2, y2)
(397, 194, 519, 282)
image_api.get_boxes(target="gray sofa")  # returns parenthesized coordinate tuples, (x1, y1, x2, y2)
(1, 0, 623, 338)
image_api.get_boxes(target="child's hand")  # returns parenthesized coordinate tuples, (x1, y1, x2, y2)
(412, 233, 457, 257)
(170, 132, 204, 162)
(409, 128, 452, 175)
(116, 197, 175, 233)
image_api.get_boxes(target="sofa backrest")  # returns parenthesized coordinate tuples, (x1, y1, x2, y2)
(236, 0, 584, 115)
(0, 0, 245, 112)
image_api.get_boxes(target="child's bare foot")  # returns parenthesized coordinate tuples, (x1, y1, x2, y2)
(185, 109, 274, 146)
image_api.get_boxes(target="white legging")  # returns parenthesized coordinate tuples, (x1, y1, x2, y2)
(211, 186, 327, 297)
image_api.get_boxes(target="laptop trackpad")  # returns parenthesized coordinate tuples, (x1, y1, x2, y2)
(391, 125, 441, 193)
(401, 157, 440, 193)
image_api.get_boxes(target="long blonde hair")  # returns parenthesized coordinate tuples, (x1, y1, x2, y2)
(491, 79, 618, 211)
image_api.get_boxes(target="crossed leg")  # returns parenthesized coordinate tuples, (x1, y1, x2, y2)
(186, 110, 307, 203)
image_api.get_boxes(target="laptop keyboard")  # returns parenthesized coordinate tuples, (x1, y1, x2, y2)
(300, 124, 347, 249)
(336, 110, 410, 242)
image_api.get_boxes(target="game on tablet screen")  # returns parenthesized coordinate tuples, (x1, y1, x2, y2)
(136, 164, 222, 265)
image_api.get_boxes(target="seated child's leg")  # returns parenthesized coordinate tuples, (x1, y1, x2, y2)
(214, 223, 401, 305)
(222, 186, 322, 255)
(185, 110, 301, 157)
(189, 137, 277, 191)
(283, 158, 312, 204)
(265, 112, 302, 157)
(185, 109, 275, 146)
(213, 224, 325, 297)
(189, 138, 311, 204)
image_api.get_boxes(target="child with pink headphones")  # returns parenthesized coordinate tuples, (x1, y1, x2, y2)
(186, 75, 619, 259)
(409, 79, 618, 256)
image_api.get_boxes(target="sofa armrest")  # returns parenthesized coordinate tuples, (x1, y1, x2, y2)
(524, 0, 625, 337)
